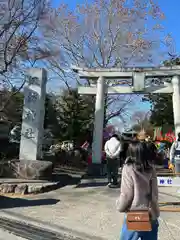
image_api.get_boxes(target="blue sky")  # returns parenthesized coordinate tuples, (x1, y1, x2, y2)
(158, 0, 180, 53)
(51, 0, 180, 128)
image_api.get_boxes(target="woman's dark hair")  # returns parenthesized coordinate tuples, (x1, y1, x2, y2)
(178, 132, 180, 141)
(125, 141, 152, 172)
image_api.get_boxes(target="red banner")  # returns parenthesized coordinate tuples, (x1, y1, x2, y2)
(155, 128, 176, 143)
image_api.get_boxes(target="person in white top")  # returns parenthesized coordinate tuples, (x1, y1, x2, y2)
(104, 134, 121, 187)
(170, 132, 180, 174)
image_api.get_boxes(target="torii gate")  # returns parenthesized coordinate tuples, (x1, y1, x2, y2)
(72, 66, 180, 170)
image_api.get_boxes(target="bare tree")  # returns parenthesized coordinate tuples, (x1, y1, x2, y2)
(105, 94, 133, 126)
(0, 0, 53, 87)
(42, 0, 172, 124)
(0, 0, 56, 113)
(131, 111, 148, 125)
(131, 110, 153, 134)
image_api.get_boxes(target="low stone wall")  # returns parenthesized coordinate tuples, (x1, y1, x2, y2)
(0, 182, 60, 195)
(0, 169, 82, 195)
(0, 159, 53, 180)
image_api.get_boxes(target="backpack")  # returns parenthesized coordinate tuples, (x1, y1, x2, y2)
(174, 141, 180, 155)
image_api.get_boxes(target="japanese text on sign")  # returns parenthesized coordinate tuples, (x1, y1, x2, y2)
(27, 92, 38, 103)
(24, 128, 35, 139)
(23, 110, 36, 121)
(159, 178, 172, 185)
(157, 177, 180, 186)
(28, 76, 40, 86)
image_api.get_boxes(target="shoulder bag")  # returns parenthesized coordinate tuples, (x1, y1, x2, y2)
(126, 177, 152, 232)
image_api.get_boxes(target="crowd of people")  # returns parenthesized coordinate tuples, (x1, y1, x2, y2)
(83, 130, 180, 239)
(103, 130, 180, 240)
(102, 131, 180, 240)
(104, 131, 157, 188)
(103, 131, 158, 239)
(80, 129, 180, 239)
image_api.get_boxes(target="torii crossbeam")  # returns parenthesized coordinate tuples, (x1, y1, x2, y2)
(72, 66, 180, 170)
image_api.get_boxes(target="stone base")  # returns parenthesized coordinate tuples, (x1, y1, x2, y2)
(87, 163, 107, 177)
(0, 181, 59, 195)
(0, 159, 53, 180)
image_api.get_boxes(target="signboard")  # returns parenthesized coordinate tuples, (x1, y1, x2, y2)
(158, 177, 180, 187)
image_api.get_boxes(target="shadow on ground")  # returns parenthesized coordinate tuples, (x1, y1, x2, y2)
(52, 172, 81, 185)
(30, 172, 83, 193)
(75, 175, 120, 188)
(0, 196, 59, 209)
(76, 181, 108, 188)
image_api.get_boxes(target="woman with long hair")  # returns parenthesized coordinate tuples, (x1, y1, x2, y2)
(116, 141, 159, 240)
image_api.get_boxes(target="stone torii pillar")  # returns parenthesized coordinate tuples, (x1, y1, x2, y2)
(172, 76, 180, 136)
(72, 66, 180, 175)
(92, 77, 106, 167)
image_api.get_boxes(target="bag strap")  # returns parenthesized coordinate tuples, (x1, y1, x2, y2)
(148, 175, 153, 209)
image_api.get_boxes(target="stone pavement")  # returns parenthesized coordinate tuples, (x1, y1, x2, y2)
(0, 177, 180, 240)
(0, 228, 26, 240)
